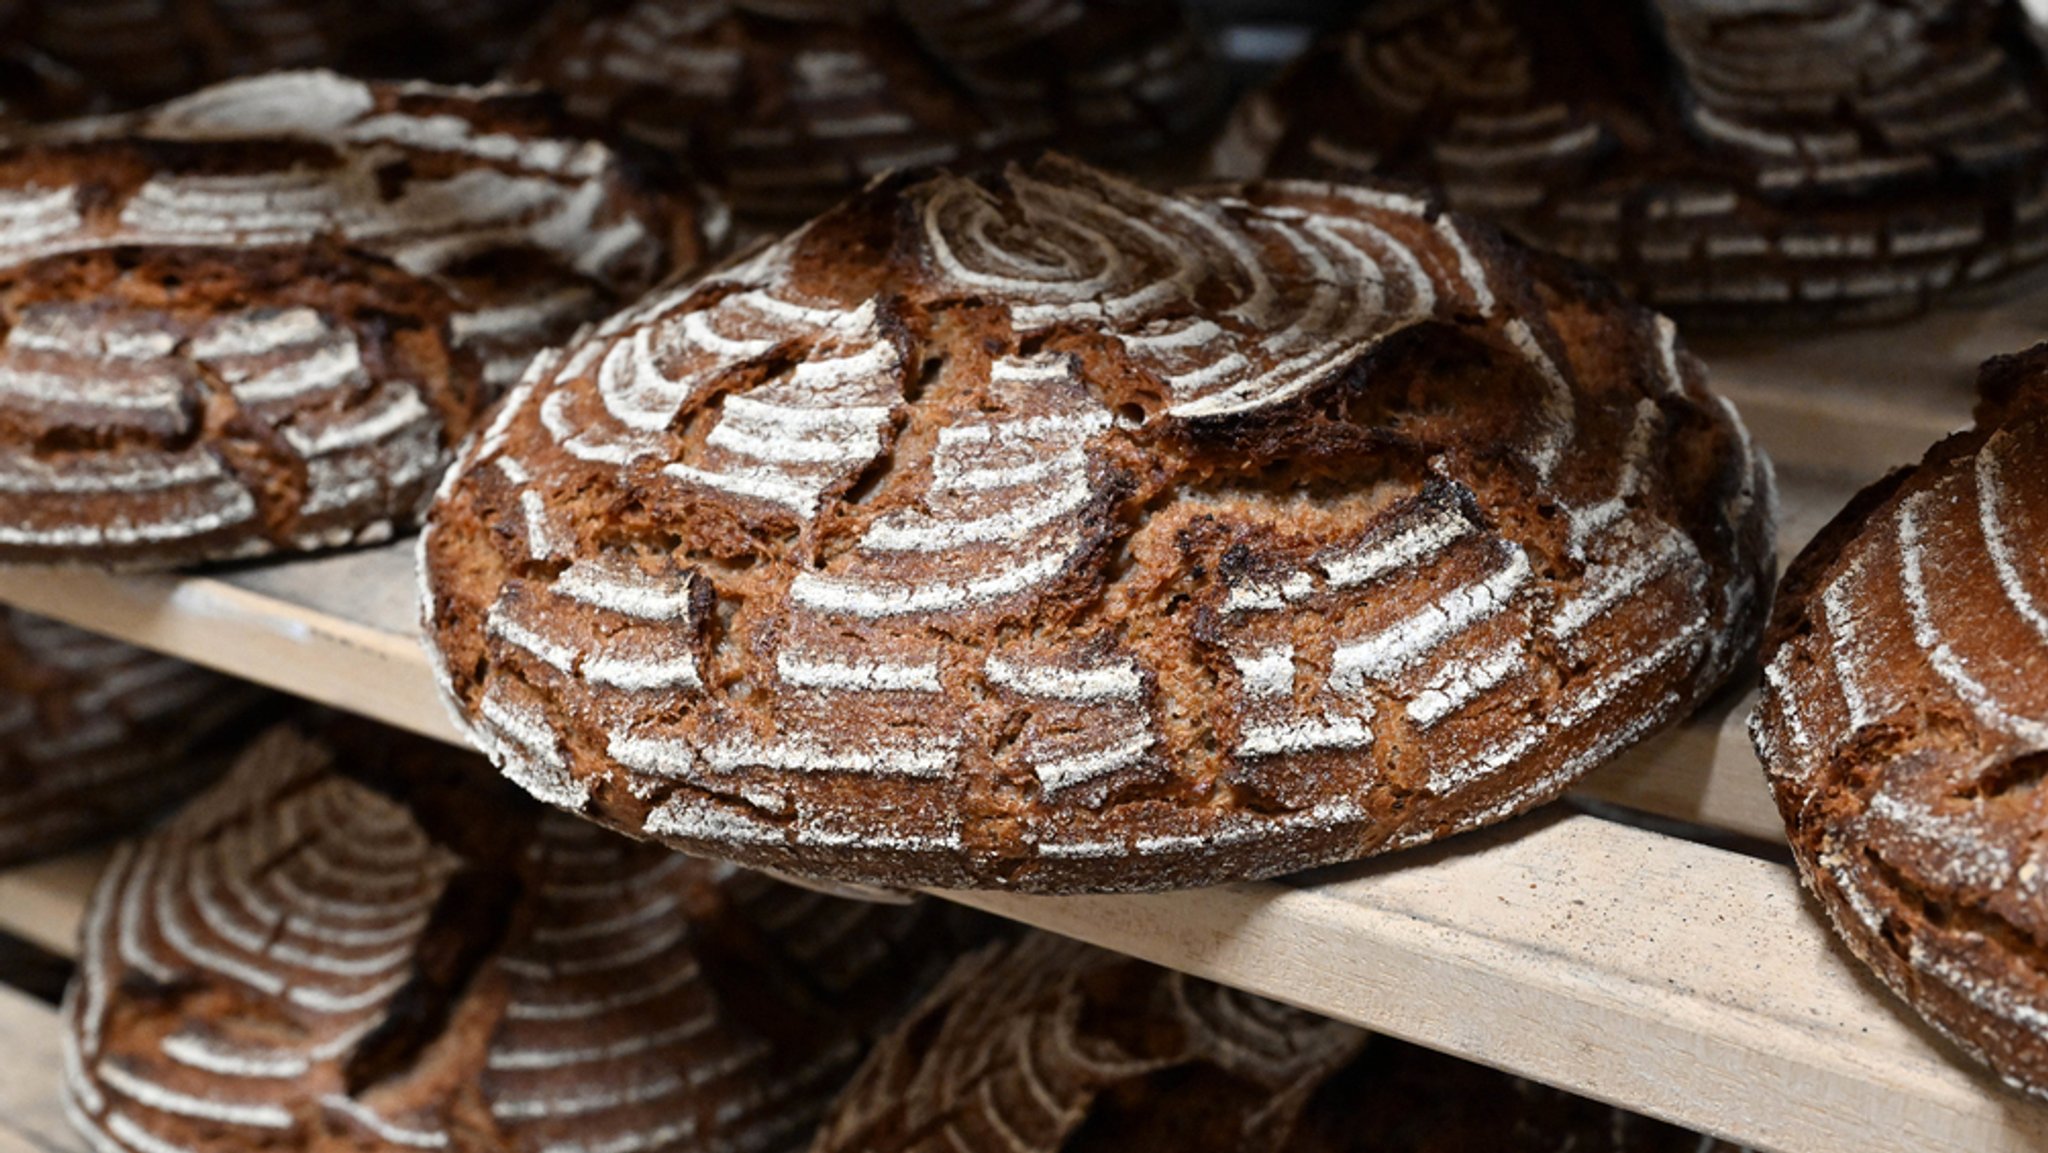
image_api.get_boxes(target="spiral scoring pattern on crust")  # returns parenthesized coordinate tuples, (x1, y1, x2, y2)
(421, 154, 1775, 892)
(813, 932, 1752, 1152)
(1213, 0, 2048, 323)
(509, 0, 1218, 219)
(30, 70, 708, 389)
(0, 70, 710, 567)
(63, 723, 984, 1153)
(0, 609, 266, 864)
(1752, 348, 2048, 1098)
(813, 932, 1367, 1153)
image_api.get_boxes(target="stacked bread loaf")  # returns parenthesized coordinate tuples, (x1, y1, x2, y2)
(1215, 0, 2048, 324)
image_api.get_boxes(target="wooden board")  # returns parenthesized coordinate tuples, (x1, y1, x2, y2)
(0, 986, 78, 1153)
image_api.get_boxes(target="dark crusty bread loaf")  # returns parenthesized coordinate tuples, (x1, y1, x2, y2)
(0, 609, 269, 865)
(1, 0, 549, 105)
(1752, 345, 2048, 1097)
(506, 0, 1218, 219)
(813, 932, 1367, 1153)
(812, 932, 1749, 1153)
(420, 154, 1775, 892)
(1214, 0, 2048, 325)
(0, 245, 484, 567)
(33, 70, 715, 391)
(63, 720, 989, 1153)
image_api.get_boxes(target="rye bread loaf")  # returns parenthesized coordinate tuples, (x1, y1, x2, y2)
(1752, 345, 2048, 1097)
(2, 0, 549, 105)
(420, 154, 1776, 892)
(813, 932, 1750, 1152)
(63, 720, 990, 1153)
(1213, 0, 2048, 325)
(0, 609, 269, 865)
(0, 244, 485, 567)
(505, 0, 1218, 219)
(33, 70, 715, 391)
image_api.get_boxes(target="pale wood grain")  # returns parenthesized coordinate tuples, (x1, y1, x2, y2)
(0, 985, 78, 1153)
(959, 813, 2048, 1153)
(0, 851, 98, 958)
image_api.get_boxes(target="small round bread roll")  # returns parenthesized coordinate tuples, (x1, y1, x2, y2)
(63, 721, 990, 1153)
(506, 0, 1219, 219)
(0, 609, 268, 865)
(813, 932, 1747, 1152)
(1753, 345, 2048, 1097)
(420, 154, 1776, 892)
(1213, 0, 2048, 325)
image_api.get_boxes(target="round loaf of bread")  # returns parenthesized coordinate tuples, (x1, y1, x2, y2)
(815, 932, 1746, 1152)
(1212, 0, 2048, 325)
(0, 244, 485, 567)
(506, 0, 1217, 219)
(28, 70, 715, 391)
(1752, 346, 2048, 1097)
(64, 721, 988, 1153)
(4, 0, 549, 105)
(0, 609, 269, 865)
(421, 154, 1775, 892)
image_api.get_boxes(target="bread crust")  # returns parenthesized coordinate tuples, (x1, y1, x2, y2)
(1214, 0, 2048, 325)
(0, 608, 270, 865)
(1753, 343, 2048, 1097)
(507, 0, 1219, 219)
(422, 154, 1776, 892)
(62, 721, 986, 1153)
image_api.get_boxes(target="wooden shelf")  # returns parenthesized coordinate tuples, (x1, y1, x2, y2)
(3, 283, 2047, 1153)
(0, 985, 77, 1153)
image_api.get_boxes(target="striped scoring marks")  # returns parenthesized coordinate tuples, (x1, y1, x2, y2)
(1750, 380, 2048, 1095)
(66, 723, 983, 1153)
(0, 248, 476, 567)
(6, 69, 697, 391)
(1218, 0, 2048, 319)
(0, 609, 266, 865)
(424, 152, 1771, 889)
(65, 727, 466, 1153)
(812, 932, 1367, 1153)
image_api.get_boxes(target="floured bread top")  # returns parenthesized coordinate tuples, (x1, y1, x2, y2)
(1753, 346, 2048, 1097)
(17, 69, 713, 389)
(421, 154, 1775, 892)
(0, 607, 267, 864)
(813, 933, 1367, 1153)
(507, 0, 1218, 218)
(812, 932, 1749, 1152)
(0, 245, 482, 568)
(65, 722, 988, 1153)
(2, 0, 548, 104)
(1213, 0, 2048, 324)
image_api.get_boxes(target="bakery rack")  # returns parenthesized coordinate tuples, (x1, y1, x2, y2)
(0, 271, 2044, 1153)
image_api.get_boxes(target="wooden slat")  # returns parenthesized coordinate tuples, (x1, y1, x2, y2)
(962, 812, 2048, 1153)
(8, 802, 2048, 1152)
(0, 852, 97, 959)
(0, 985, 78, 1153)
